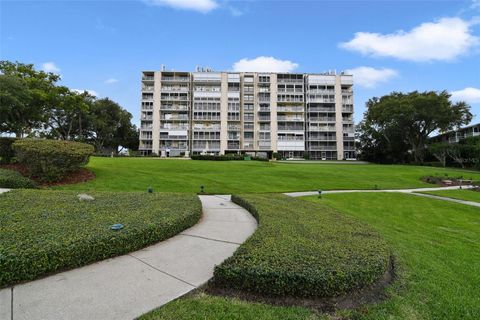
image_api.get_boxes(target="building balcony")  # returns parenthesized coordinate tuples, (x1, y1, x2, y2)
(309, 146, 337, 151)
(307, 97, 335, 103)
(277, 116, 304, 121)
(161, 76, 190, 82)
(160, 105, 189, 111)
(310, 117, 336, 122)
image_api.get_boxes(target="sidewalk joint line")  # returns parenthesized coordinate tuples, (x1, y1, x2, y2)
(127, 254, 197, 288)
(11, 287, 13, 320)
(180, 233, 242, 245)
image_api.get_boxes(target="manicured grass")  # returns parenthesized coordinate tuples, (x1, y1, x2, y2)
(57, 157, 480, 193)
(140, 293, 326, 320)
(420, 189, 480, 203)
(214, 194, 390, 298)
(304, 193, 480, 319)
(0, 190, 201, 287)
(0, 168, 36, 189)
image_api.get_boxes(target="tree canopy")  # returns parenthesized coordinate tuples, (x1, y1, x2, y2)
(357, 91, 472, 164)
(0, 60, 138, 153)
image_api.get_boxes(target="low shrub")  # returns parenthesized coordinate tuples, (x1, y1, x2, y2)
(12, 139, 94, 182)
(191, 154, 244, 161)
(0, 168, 37, 189)
(191, 154, 270, 161)
(0, 190, 201, 287)
(213, 194, 390, 298)
(0, 137, 16, 164)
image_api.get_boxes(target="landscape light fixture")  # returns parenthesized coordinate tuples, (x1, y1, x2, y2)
(318, 190, 322, 199)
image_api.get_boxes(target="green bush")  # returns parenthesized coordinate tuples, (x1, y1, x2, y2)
(0, 168, 37, 189)
(0, 190, 201, 287)
(0, 137, 16, 164)
(213, 194, 390, 298)
(191, 154, 244, 161)
(12, 139, 94, 182)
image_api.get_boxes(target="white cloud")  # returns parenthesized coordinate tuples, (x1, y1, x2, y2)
(232, 56, 299, 72)
(104, 78, 119, 84)
(143, 0, 218, 13)
(72, 89, 99, 97)
(344, 66, 398, 88)
(41, 62, 61, 74)
(340, 17, 479, 62)
(450, 87, 480, 103)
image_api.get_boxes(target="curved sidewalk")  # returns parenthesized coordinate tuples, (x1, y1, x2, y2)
(285, 185, 480, 208)
(0, 195, 257, 320)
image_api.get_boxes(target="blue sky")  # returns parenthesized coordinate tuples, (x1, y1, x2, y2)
(1, 0, 479, 126)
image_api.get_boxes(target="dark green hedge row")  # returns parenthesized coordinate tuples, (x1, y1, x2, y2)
(191, 154, 269, 161)
(213, 194, 390, 298)
(191, 154, 245, 161)
(0, 169, 37, 189)
(0, 190, 202, 287)
(13, 139, 94, 182)
(0, 137, 16, 164)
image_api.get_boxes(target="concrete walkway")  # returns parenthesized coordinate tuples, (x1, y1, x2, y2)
(0, 195, 257, 320)
(285, 185, 480, 208)
(408, 192, 480, 207)
(285, 185, 473, 197)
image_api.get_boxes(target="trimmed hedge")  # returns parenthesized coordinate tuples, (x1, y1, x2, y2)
(213, 194, 390, 298)
(0, 137, 16, 164)
(12, 139, 94, 182)
(0, 168, 37, 189)
(191, 154, 269, 161)
(0, 190, 202, 287)
(191, 154, 245, 161)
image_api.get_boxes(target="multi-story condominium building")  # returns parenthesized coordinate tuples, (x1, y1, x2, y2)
(429, 123, 480, 144)
(139, 68, 356, 160)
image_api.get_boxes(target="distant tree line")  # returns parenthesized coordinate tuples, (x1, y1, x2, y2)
(0, 61, 138, 154)
(356, 91, 479, 168)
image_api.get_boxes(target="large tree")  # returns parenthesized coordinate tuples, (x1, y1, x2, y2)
(44, 88, 93, 140)
(0, 61, 59, 137)
(86, 98, 137, 153)
(358, 91, 472, 163)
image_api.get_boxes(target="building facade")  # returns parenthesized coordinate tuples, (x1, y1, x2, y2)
(429, 123, 480, 144)
(139, 69, 355, 160)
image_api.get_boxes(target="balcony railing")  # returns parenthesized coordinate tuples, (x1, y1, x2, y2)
(160, 105, 189, 111)
(161, 76, 189, 82)
(277, 106, 304, 112)
(310, 117, 336, 122)
(277, 116, 304, 121)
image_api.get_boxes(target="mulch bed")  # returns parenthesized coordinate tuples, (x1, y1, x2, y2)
(0, 164, 95, 187)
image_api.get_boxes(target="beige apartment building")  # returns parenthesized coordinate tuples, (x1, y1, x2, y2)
(139, 68, 355, 160)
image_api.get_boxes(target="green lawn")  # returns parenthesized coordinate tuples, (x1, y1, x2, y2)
(140, 293, 326, 320)
(56, 157, 480, 193)
(0, 190, 201, 287)
(420, 189, 480, 203)
(305, 193, 480, 319)
(144, 193, 480, 319)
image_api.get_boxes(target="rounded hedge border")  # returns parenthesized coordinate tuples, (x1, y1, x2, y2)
(12, 139, 94, 182)
(213, 194, 390, 298)
(0, 168, 37, 189)
(0, 190, 202, 287)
